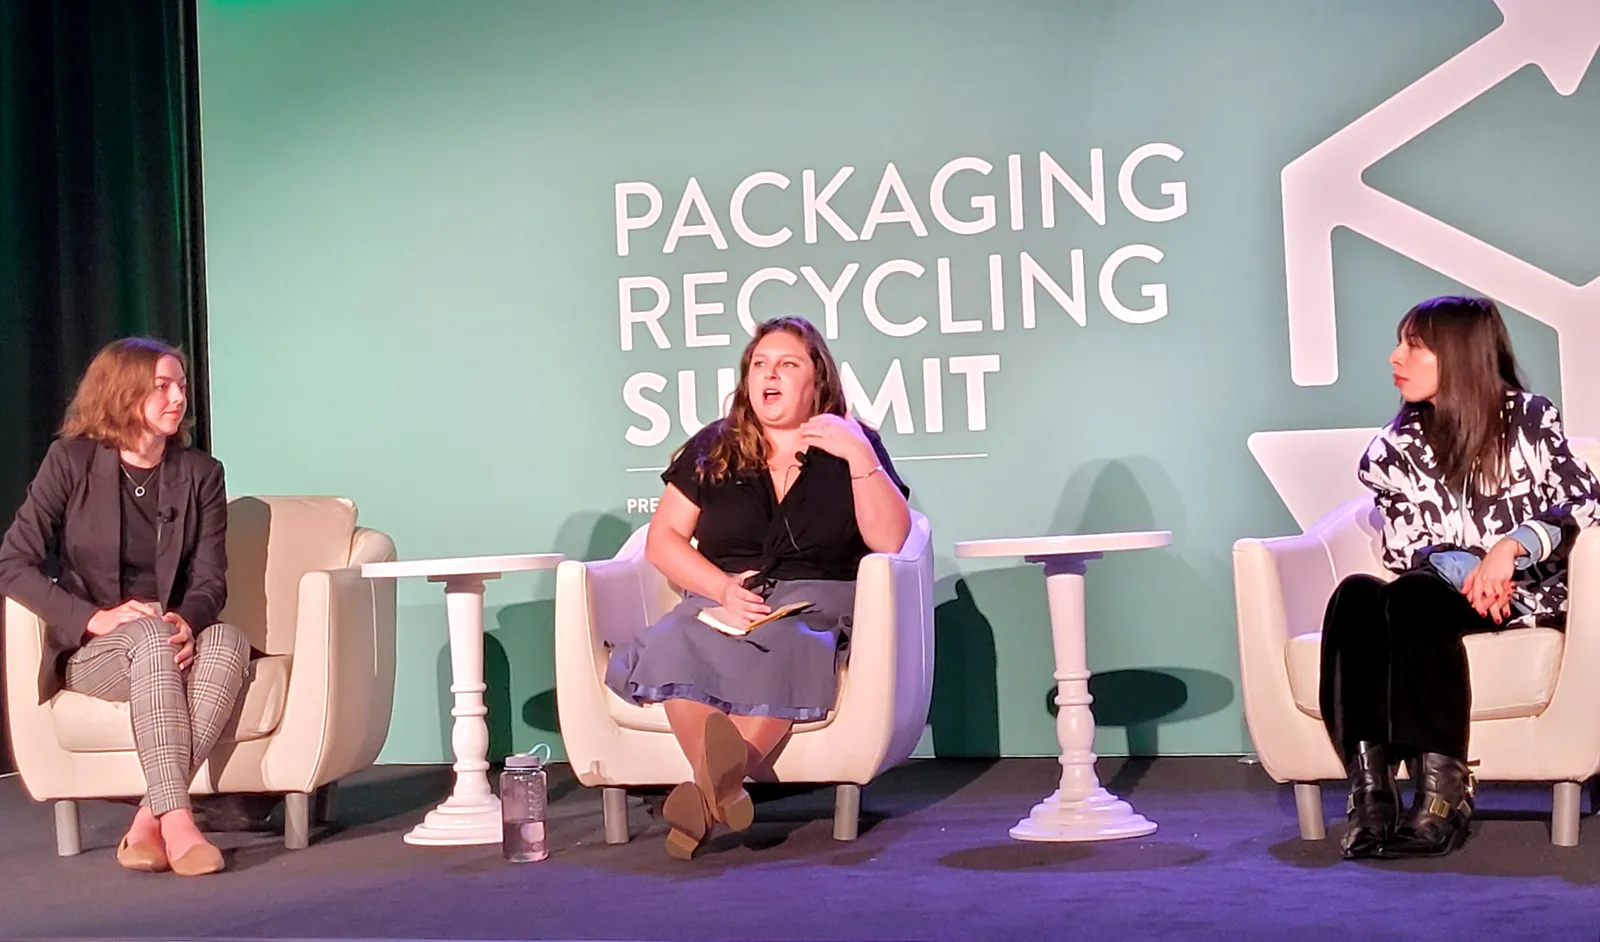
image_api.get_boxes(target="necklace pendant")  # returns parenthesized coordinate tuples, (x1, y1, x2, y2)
(134, 485, 146, 498)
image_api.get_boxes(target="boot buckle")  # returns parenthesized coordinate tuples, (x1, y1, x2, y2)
(1424, 794, 1471, 820)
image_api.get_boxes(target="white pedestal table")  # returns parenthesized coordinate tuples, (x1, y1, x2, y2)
(953, 530, 1172, 842)
(361, 553, 565, 846)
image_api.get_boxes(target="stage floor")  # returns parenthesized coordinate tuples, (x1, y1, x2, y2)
(2, 757, 1598, 941)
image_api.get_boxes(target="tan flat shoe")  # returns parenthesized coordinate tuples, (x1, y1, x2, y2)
(697, 711, 754, 831)
(116, 835, 169, 872)
(661, 782, 712, 860)
(169, 842, 225, 877)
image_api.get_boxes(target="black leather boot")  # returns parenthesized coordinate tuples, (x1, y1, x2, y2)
(1340, 741, 1399, 859)
(1376, 752, 1474, 858)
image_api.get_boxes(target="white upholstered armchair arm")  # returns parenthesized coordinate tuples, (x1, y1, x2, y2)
(1533, 530, 1600, 764)
(829, 512, 935, 780)
(256, 529, 397, 793)
(1234, 531, 1337, 645)
(1233, 530, 1337, 782)
(3, 597, 48, 702)
(3, 598, 58, 793)
(554, 533, 659, 783)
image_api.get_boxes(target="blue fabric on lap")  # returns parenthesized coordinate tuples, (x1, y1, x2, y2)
(621, 682, 829, 722)
(1425, 549, 1532, 616)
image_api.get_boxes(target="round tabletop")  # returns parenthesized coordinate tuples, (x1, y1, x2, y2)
(361, 553, 566, 580)
(953, 530, 1172, 559)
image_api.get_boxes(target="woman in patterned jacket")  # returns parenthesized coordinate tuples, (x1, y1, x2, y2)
(1322, 296, 1600, 860)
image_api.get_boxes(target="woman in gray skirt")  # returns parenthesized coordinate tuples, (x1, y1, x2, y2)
(605, 315, 912, 859)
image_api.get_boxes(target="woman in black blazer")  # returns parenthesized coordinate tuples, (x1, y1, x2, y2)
(0, 338, 248, 876)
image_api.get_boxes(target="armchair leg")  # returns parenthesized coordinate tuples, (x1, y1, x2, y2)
(602, 787, 630, 844)
(54, 801, 82, 857)
(833, 784, 861, 842)
(1294, 783, 1326, 841)
(1553, 782, 1581, 847)
(285, 791, 312, 850)
(314, 782, 339, 825)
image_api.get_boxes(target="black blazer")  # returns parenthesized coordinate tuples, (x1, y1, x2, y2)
(0, 437, 228, 659)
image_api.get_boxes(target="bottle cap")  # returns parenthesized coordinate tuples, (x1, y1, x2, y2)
(505, 743, 552, 770)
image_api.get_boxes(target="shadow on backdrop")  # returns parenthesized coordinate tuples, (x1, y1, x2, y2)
(555, 510, 635, 563)
(1043, 666, 1236, 795)
(929, 568, 1013, 757)
(494, 600, 560, 739)
(1051, 457, 1237, 748)
(1043, 668, 1239, 754)
(937, 456, 1239, 790)
(492, 511, 635, 754)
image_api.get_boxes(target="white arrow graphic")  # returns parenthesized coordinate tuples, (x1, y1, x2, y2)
(1259, 0, 1600, 528)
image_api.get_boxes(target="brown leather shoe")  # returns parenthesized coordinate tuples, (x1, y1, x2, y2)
(169, 842, 226, 876)
(696, 711, 753, 831)
(116, 835, 169, 872)
(661, 782, 712, 860)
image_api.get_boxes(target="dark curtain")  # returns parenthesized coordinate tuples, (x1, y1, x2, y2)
(0, 0, 207, 774)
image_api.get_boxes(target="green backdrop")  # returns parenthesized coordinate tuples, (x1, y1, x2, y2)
(195, 0, 1595, 762)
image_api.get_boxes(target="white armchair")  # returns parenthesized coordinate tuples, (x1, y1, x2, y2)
(3, 496, 397, 854)
(554, 511, 934, 843)
(1233, 441, 1600, 847)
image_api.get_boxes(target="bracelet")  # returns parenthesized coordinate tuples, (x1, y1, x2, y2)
(851, 465, 884, 481)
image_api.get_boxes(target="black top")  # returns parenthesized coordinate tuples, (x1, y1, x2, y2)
(118, 461, 162, 604)
(661, 420, 910, 582)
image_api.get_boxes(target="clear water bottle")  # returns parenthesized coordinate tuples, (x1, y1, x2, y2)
(500, 745, 550, 862)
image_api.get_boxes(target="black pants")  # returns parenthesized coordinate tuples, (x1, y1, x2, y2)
(1319, 570, 1501, 763)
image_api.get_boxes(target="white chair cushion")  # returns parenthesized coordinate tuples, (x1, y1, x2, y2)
(1286, 628, 1565, 721)
(49, 655, 292, 752)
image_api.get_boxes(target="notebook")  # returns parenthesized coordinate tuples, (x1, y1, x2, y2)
(697, 600, 814, 636)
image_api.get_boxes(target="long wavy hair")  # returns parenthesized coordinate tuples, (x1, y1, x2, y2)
(60, 337, 192, 451)
(690, 316, 849, 484)
(1395, 296, 1524, 494)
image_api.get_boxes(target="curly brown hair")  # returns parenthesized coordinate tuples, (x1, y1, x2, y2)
(690, 316, 849, 484)
(60, 337, 192, 450)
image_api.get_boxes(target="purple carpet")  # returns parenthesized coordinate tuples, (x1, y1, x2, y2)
(1, 758, 1597, 940)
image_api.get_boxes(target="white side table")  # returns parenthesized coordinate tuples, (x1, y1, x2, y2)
(361, 553, 565, 846)
(954, 530, 1172, 842)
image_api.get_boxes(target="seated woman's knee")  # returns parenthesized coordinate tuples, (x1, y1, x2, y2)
(1337, 574, 1385, 590)
(1331, 573, 1385, 603)
(122, 616, 177, 654)
(1383, 570, 1457, 619)
(198, 621, 250, 657)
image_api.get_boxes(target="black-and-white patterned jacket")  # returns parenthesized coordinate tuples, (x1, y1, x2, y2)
(1358, 392, 1600, 626)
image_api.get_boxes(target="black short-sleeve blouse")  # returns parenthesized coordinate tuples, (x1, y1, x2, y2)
(661, 420, 911, 582)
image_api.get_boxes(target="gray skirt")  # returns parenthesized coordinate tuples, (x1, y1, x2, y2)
(604, 578, 856, 721)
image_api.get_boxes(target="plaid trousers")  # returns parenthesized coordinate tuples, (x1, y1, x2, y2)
(63, 617, 250, 815)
